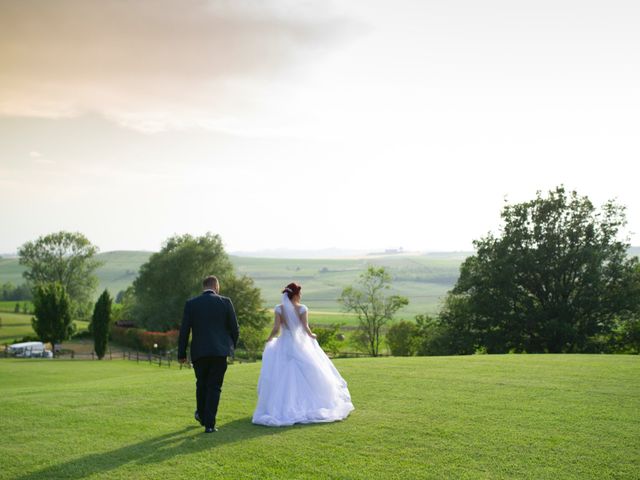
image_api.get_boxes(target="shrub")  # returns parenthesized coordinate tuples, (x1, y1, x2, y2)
(18, 335, 39, 343)
(386, 321, 418, 356)
(414, 314, 461, 356)
(110, 326, 145, 350)
(72, 330, 93, 340)
(237, 325, 265, 361)
(312, 323, 345, 357)
(138, 330, 179, 353)
(614, 315, 640, 354)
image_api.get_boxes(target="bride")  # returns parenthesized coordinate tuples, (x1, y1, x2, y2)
(252, 282, 354, 426)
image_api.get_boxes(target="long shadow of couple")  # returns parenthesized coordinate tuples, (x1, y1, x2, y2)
(16, 417, 284, 479)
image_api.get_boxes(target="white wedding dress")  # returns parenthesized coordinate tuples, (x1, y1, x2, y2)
(252, 295, 354, 427)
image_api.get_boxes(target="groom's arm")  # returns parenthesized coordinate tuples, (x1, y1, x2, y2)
(225, 298, 239, 349)
(178, 302, 191, 362)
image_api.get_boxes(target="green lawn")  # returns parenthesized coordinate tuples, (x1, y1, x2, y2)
(0, 355, 637, 479)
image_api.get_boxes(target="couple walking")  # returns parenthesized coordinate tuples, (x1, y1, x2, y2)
(178, 276, 354, 433)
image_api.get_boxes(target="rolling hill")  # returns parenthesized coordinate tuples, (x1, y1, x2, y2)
(2, 247, 638, 317)
(0, 251, 465, 316)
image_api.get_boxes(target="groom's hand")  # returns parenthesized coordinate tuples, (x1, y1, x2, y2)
(178, 357, 187, 364)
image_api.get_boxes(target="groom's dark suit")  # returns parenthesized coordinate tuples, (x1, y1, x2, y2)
(178, 289, 239, 429)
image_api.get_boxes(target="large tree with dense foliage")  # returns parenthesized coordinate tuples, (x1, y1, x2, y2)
(32, 282, 74, 348)
(220, 274, 270, 353)
(133, 233, 269, 337)
(442, 187, 640, 353)
(92, 290, 112, 360)
(18, 231, 102, 320)
(339, 266, 408, 356)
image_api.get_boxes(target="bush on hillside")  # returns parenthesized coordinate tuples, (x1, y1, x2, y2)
(386, 320, 418, 356)
(110, 325, 179, 354)
(312, 323, 345, 357)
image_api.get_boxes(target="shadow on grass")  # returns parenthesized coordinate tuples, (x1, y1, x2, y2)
(16, 417, 285, 480)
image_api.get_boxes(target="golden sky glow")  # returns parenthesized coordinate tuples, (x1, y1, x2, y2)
(1, 0, 638, 253)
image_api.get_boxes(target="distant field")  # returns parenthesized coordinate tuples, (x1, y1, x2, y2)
(0, 311, 88, 344)
(0, 251, 152, 299)
(91, 250, 154, 296)
(0, 312, 34, 343)
(0, 251, 466, 318)
(232, 253, 467, 317)
(0, 300, 33, 313)
(308, 311, 359, 327)
(0, 257, 26, 285)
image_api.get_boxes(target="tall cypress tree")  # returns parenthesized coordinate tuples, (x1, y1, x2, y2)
(92, 289, 112, 360)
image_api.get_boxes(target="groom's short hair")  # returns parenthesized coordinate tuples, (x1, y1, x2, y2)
(203, 276, 219, 289)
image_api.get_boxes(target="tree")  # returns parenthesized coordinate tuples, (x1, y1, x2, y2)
(133, 233, 233, 330)
(19, 231, 103, 320)
(414, 313, 472, 356)
(1, 282, 32, 301)
(92, 290, 112, 359)
(220, 274, 270, 353)
(386, 320, 418, 356)
(339, 266, 408, 356)
(312, 323, 345, 357)
(112, 286, 137, 324)
(444, 186, 640, 353)
(32, 283, 74, 349)
(133, 233, 268, 338)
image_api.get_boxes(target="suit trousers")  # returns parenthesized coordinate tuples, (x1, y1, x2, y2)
(193, 356, 228, 428)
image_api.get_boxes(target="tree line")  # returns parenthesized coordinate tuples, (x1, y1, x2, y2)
(382, 187, 640, 356)
(15, 231, 269, 359)
(0, 282, 32, 301)
(11, 185, 640, 358)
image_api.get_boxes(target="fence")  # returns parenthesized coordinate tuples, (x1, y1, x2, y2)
(1, 345, 186, 367)
(2, 344, 379, 364)
(121, 350, 191, 369)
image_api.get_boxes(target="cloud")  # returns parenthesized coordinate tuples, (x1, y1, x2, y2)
(0, 0, 351, 132)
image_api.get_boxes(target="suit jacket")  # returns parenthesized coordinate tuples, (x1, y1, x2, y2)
(178, 290, 239, 362)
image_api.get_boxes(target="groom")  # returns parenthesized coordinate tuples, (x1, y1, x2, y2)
(178, 275, 239, 433)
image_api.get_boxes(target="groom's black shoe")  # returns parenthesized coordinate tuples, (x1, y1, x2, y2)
(194, 410, 203, 426)
(204, 426, 218, 433)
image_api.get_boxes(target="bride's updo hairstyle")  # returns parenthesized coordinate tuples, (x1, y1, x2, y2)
(282, 283, 302, 300)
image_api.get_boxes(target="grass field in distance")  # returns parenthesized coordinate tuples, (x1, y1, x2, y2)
(0, 251, 467, 318)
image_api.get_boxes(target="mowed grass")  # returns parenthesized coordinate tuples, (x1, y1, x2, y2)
(0, 355, 638, 479)
(0, 312, 35, 342)
(0, 300, 33, 313)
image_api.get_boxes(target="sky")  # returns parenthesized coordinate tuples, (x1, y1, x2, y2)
(1, 0, 639, 254)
